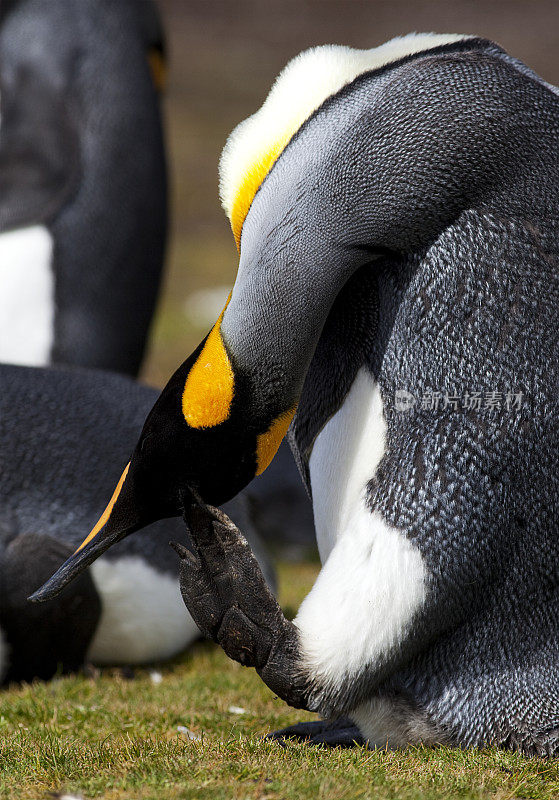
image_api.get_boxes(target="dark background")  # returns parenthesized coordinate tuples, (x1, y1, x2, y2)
(142, 0, 559, 385)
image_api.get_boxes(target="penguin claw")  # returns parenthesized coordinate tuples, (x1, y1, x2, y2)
(169, 540, 194, 562)
(175, 495, 310, 709)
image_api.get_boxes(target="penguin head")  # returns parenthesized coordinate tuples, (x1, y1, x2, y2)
(29, 330, 281, 602)
(1, 0, 167, 92)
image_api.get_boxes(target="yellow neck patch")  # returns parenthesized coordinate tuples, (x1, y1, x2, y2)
(74, 462, 130, 554)
(256, 406, 297, 475)
(229, 130, 294, 250)
(219, 35, 470, 248)
(182, 299, 234, 428)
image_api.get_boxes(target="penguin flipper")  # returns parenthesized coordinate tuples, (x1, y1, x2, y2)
(172, 492, 309, 709)
(0, 67, 80, 232)
(267, 719, 365, 748)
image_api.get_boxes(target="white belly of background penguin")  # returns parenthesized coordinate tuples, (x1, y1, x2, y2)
(87, 557, 198, 665)
(33, 33, 559, 756)
(0, 225, 54, 366)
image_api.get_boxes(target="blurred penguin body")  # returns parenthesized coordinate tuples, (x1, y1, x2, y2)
(0, 364, 274, 683)
(0, 0, 167, 374)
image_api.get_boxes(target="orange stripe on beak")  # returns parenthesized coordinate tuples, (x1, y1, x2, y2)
(73, 462, 130, 555)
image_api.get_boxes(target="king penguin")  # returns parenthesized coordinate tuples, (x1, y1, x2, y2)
(0, 362, 275, 683)
(0, 0, 167, 375)
(0, 0, 306, 681)
(32, 34, 559, 754)
(0, 0, 313, 544)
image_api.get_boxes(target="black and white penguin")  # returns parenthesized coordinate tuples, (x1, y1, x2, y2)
(0, 363, 274, 683)
(0, 0, 313, 544)
(0, 0, 167, 374)
(32, 34, 559, 754)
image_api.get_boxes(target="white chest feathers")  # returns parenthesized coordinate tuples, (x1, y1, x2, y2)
(88, 557, 199, 665)
(309, 367, 387, 561)
(297, 367, 427, 693)
(0, 225, 55, 366)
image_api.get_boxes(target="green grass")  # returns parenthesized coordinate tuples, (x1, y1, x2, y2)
(2, 561, 559, 800)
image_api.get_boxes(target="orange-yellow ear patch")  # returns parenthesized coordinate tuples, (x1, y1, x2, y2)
(148, 47, 167, 92)
(256, 406, 297, 475)
(229, 131, 293, 250)
(74, 462, 130, 555)
(182, 300, 234, 428)
(220, 37, 471, 250)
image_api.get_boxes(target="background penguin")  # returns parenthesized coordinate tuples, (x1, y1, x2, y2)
(0, 362, 275, 684)
(0, 0, 315, 550)
(33, 33, 559, 755)
(0, 0, 167, 375)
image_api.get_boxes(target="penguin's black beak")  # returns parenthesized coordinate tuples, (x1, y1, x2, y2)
(28, 462, 145, 603)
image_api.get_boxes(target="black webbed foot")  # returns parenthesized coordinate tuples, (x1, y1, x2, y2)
(171, 490, 309, 709)
(268, 719, 366, 748)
